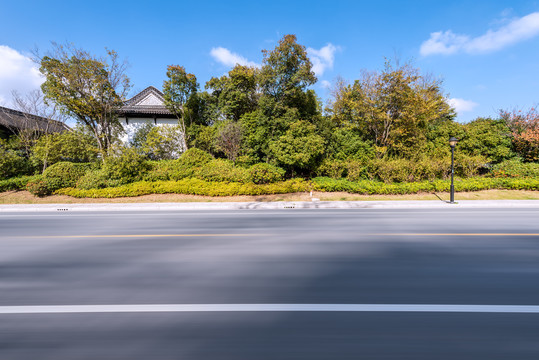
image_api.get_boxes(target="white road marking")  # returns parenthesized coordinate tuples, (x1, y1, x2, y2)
(2, 304, 539, 314)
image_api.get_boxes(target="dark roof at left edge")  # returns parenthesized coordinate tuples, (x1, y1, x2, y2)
(0, 106, 70, 133)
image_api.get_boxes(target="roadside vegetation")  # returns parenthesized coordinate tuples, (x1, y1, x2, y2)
(1, 35, 539, 200)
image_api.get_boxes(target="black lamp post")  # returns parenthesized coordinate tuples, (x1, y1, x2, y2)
(449, 137, 459, 204)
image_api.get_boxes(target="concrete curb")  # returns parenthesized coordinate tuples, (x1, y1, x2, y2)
(1, 200, 539, 212)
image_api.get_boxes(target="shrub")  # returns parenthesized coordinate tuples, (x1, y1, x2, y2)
(57, 178, 310, 198)
(198, 159, 250, 183)
(26, 178, 52, 197)
(178, 148, 213, 168)
(249, 163, 285, 184)
(312, 176, 539, 195)
(31, 129, 98, 169)
(103, 148, 150, 184)
(454, 153, 488, 178)
(42, 162, 91, 191)
(316, 159, 348, 179)
(346, 160, 371, 181)
(490, 159, 539, 178)
(143, 125, 185, 160)
(0, 175, 41, 192)
(143, 160, 178, 182)
(0, 147, 33, 180)
(76, 169, 123, 190)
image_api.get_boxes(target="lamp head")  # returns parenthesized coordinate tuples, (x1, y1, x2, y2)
(449, 137, 459, 148)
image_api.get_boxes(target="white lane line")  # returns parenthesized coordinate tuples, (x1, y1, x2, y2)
(2, 304, 539, 314)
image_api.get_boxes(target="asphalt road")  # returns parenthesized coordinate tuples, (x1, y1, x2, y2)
(1, 208, 539, 359)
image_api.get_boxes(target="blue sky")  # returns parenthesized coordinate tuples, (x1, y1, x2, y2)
(1, 0, 539, 122)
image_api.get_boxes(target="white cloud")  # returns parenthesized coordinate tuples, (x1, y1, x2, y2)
(320, 80, 331, 89)
(307, 43, 339, 76)
(210, 47, 259, 68)
(0, 45, 43, 106)
(420, 12, 539, 55)
(448, 98, 479, 113)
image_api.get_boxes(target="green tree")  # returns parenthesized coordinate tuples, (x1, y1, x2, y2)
(330, 60, 455, 158)
(163, 65, 198, 151)
(39, 43, 130, 155)
(259, 34, 317, 116)
(239, 35, 322, 165)
(206, 64, 259, 121)
(459, 118, 514, 163)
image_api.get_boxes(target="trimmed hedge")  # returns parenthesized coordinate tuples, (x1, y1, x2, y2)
(55, 176, 539, 199)
(56, 178, 310, 198)
(312, 176, 539, 194)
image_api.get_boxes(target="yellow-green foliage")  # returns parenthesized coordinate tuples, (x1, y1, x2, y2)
(57, 178, 310, 198)
(490, 159, 539, 178)
(313, 177, 539, 194)
(43, 162, 92, 190)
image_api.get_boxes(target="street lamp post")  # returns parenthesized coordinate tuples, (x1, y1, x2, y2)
(449, 137, 459, 204)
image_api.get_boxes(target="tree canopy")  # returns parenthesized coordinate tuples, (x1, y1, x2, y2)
(39, 43, 130, 155)
(163, 65, 199, 151)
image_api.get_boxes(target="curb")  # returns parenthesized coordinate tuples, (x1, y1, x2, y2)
(1, 200, 539, 212)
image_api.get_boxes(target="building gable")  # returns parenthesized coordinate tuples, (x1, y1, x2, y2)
(120, 86, 174, 116)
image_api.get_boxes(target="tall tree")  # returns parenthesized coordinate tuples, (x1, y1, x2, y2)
(162, 65, 198, 151)
(259, 34, 317, 115)
(205, 64, 259, 122)
(330, 60, 454, 158)
(39, 43, 130, 155)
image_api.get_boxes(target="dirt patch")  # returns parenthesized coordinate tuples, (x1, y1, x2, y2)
(1, 189, 539, 204)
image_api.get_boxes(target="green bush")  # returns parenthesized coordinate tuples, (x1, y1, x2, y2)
(42, 162, 91, 191)
(316, 159, 348, 179)
(31, 129, 98, 169)
(0, 147, 33, 180)
(0, 175, 41, 192)
(76, 169, 123, 190)
(346, 160, 371, 181)
(312, 176, 539, 195)
(26, 178, 52, 197)
(143, 160, 178, 182)
(178, 148, 213, 168)
(57, 178, 310, 198)
(103, 148, 150, 184)
(198, 159, 250, 183)
(490, 159, 539, 178)
(249, 163, 285, 184)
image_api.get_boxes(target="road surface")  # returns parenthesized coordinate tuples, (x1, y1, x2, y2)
(1, 208, 539, 359)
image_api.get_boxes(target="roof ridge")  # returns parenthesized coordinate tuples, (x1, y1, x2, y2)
(124, 86, 165, 106)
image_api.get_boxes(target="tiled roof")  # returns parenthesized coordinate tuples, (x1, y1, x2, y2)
(0, 106, 70, 134)
(119, 86, 174, 116)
